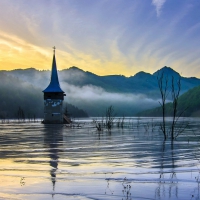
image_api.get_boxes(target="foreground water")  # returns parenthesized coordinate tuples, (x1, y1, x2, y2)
(1, 118, 200, 200)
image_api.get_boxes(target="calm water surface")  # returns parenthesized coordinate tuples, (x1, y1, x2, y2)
(0, 117, 200, 200)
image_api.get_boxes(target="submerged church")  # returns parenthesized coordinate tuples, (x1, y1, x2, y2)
(42, 47, 66, 124)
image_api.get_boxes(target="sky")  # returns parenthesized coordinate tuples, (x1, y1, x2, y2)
(0, 0, 200, 77)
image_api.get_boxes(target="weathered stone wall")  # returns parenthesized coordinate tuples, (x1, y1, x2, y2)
(44, 99, 63, 123)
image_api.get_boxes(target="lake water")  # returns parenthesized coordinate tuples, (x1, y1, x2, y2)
(1, 117, 200, 200)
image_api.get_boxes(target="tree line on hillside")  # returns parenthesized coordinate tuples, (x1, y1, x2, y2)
(138, 85, 200, 117)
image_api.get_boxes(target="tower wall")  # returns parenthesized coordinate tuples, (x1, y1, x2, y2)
(43, 93, 65, 124)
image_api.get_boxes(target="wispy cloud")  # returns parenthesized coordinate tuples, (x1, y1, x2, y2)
(152, 0, 167, 16)
(0, 31, 50, 69)
(0, 0, 200, 78)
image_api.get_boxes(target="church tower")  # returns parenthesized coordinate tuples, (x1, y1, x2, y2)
(43, 47, 66, 124)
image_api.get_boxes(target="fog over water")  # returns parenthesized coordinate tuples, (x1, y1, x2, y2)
(61, 83, 159, 116)
(2, 68, 163, 116)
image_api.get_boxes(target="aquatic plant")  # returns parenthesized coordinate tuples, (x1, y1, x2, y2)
(116, 116, 125, 129)
(105, 105, 115, 131)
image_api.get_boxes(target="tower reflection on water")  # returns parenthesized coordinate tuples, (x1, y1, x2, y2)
(43, 125, 64, 191)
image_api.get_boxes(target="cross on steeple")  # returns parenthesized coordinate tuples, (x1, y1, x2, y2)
(53, 46, 56, 55)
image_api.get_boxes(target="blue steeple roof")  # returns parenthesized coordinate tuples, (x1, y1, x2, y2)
(43, 51, 64, 93)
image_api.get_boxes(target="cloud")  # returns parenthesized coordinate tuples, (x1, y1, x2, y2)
(60, 82, 159, 116)
(152, 0, 167, 16)
(1, 0, 200, 79)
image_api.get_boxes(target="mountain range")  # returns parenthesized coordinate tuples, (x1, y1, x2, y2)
(3, 66, 200, 97)
(1, 66, 200, 117)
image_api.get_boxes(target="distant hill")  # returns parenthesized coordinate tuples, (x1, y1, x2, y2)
(1, 66, 200, 116)
(64, 103, 88, 118)
(137, 85, 200, 117)
(153, 66, 181, 78)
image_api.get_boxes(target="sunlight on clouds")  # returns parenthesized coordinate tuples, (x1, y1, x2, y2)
(1, 29, 200, 78)
(0, 30, 195, 78)
(0, 0, 200, 79)
(56, 40, 134, 76)
(4, 33, 49, 58)
(0, 31, 51, 70)
(0, 31, 130, 75)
